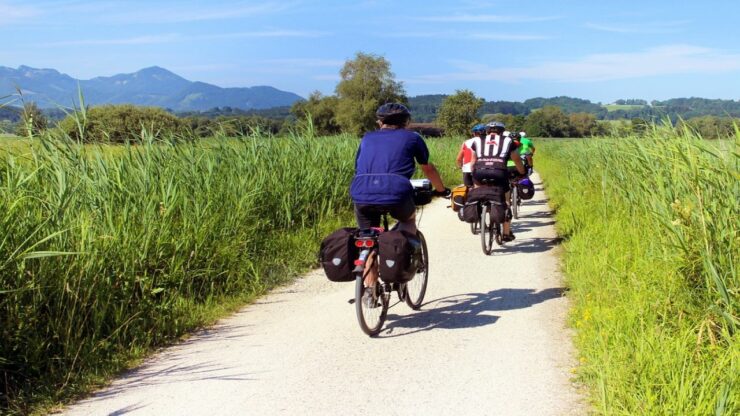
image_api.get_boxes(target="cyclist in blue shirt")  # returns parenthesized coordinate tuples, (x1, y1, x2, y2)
(350, 103, 449, 288)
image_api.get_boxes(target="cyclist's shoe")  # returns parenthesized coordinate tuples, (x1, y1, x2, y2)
(363, 287, 379, 309)
(502, 233, 516, 242)
(433, 187, 452, 198)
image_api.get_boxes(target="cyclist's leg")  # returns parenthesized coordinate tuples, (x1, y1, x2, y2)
(390, 196, 417, 236)
(463, 172, 473, 188)
(355, 204, 381, 287)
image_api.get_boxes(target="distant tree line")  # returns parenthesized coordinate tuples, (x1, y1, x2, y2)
(2, 54, 739, 140)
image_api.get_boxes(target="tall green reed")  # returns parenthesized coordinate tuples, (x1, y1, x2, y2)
(536, 128, 738, 414)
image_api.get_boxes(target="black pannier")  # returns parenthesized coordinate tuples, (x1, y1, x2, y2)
(458, 201, 481, 223)
(378, 230, 418, 283)
(319, 227, 358, 282)
(468, 186, 507, 224)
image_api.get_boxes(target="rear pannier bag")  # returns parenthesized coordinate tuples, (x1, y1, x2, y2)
(319, 227, 358, 282)
(468, 186, 507, 224)
(459, 201, 481, 223)
(451, 185, 468, 212)
(518, 178, 535, 200)
(378, 230, 418, 284)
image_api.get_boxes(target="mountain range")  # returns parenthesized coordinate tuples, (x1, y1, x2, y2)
(0, 65, 303, 111)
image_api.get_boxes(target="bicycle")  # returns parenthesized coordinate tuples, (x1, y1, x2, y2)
(353, 180, 435, 336)
(479, 197, 505, 255)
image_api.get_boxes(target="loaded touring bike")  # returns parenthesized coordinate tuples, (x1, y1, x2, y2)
(352, 179, 433, 336)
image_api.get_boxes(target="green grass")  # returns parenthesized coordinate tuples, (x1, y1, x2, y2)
(0, 130, 462, 414)
(536, 128, 738, 414)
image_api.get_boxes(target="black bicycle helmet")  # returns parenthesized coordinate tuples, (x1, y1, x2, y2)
(376, 103, 411, 126)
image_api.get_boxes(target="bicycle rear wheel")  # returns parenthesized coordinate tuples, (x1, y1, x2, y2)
(470, 220, 479, 235)
(355, 274, 388, 336)
(480, 204, 494, 255)
(512, 186, 519, 219)
(405, 231, 428, 310)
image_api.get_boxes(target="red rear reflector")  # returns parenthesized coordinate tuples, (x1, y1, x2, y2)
(365, 240, 375, 248)
(355, 240, 364, 248)
(354, 260, 364, 266)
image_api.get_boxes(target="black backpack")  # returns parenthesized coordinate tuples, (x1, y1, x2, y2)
(377, 230, 418, 283)
(319, 227, 358, 282)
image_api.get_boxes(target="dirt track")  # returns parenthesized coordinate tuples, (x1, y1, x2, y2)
(62, 174, 584, 416)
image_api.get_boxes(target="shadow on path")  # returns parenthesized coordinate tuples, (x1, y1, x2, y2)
(380, 287, 565, 338)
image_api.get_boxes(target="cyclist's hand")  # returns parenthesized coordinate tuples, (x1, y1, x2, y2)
(433, 187, 452, 199)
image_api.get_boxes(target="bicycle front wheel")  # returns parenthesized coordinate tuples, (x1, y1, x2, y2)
(405, 231, 429, 310)
(480, 204, 494, 255)
(355, 274, 388, 336)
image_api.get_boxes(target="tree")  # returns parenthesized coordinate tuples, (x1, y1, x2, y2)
(290, 91, 341, 136)
(15, 102, 48, 137)
(335, 52, 406, 136)
(568, 113, 598, 137)
(524, 106, 572, 137)
(436, 89, 484, 136)
(57, 105, 185, 143)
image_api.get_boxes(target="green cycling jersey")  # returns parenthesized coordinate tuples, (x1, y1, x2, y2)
(519, 137, 534, 154)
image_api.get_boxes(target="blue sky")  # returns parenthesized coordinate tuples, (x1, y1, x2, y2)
(2, 0, 740, 103)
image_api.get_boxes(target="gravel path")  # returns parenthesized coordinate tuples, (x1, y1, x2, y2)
(62, 175, 584, 416)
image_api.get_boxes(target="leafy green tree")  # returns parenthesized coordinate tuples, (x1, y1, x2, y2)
(335, 52, 406, 136)
(524, 106, 572, 137)
(57, 105, 185, 143)
(290, 91, 341, 136)
(436, 89, 484, 136)
(15, 102, 48, 137)
(568, 113, 599, 137)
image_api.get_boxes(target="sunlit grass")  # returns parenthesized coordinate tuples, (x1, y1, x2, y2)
(537, 127, 739, 415)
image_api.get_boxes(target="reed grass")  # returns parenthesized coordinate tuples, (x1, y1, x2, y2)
(536, 129, 738, 414)
(0, 127, 461, 414)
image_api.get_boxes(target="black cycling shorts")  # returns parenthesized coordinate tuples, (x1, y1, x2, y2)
(472, 170, 510, 191)
(462, 172, 473, 187)
(354, 196, 416, 230)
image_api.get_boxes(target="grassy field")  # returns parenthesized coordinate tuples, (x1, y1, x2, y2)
(536, 130, 738, 414)
(0, 130, 461, 414)
(3, 127, 736, 414)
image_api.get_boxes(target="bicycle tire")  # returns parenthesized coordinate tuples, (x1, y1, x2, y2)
(470, 219, 479, 235)
(405, 231, 429, 310)
(512, 186, 519, 219)
(480, 204, 494, 255)
(355, 273, 388, 336)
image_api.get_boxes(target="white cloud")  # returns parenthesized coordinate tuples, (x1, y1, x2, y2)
(42, 34, 183, 47)
(39, 30, 327, 47)
(259, 59, 344, 67)
(0, 2, 40, 24)
(415, 14, 560, 23)
(106, 1, 298, 24)
(585, 20, 690, 34)
(378, 31, 549, 41)
(408, 45, 740, 84)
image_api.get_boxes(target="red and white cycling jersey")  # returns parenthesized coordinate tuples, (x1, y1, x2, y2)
(461, 137, 477, 173)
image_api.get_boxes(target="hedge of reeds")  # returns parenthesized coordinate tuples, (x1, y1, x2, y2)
(536, 130, 738, 414)
(0, 129, 462, 414)
(0, 130, 364, 413)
